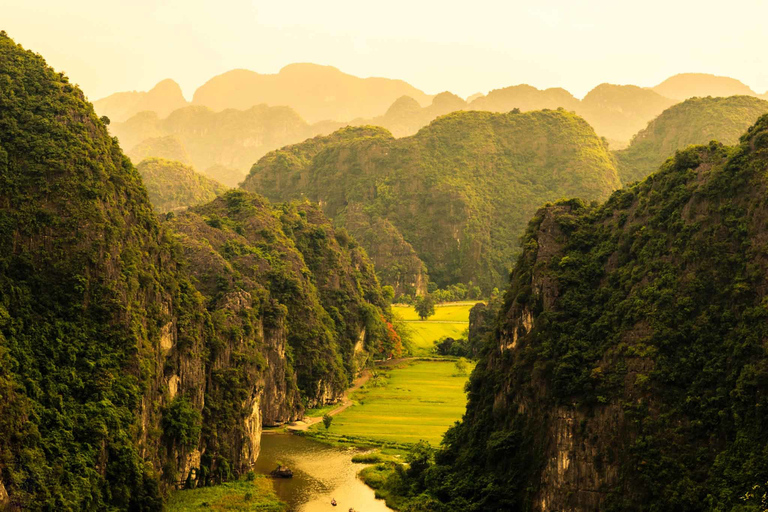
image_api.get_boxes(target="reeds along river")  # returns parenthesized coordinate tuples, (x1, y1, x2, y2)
(254, 433, 392, 512)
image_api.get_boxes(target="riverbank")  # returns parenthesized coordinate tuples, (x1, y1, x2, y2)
(167, 475, 287, 511)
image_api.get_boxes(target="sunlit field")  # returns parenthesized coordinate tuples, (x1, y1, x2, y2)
(392, 302, 476, 355)
(311, 360, 473, 446)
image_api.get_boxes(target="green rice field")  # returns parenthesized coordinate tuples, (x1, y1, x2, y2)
(312, 360, 473, 446)
(392, 302, 477, 355)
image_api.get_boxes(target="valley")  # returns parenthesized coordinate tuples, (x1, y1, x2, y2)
(3, 9, 768, 511)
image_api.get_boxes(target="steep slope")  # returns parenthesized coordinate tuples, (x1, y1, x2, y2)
(616, 95, 768, 184)
(0, 31, 209, 510)
(653, 72, 757, 100)
(137, 158, 228, 213)
(111, 104, 329, 185)
(0, 32, 395, 509)
(243, 110, 620, 291)
(419, 116, 768, 511)
(578, 83, 676, 145)
(93, 78, 188, 122)
(164, 191, 395, 422)
(192, 64, 432, 123)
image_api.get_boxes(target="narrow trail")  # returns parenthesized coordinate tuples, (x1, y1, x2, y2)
(285, 357, 416, 432)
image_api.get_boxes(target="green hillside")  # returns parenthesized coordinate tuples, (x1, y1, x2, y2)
(137, 158, 227, 213)
(386, 115, 768, 511)
(243, 109, 620, 292)
(0, 32, 397, 510)
(616, 95, 768, 184)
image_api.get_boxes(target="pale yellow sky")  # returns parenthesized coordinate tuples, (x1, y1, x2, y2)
(2, 0, 767, 101)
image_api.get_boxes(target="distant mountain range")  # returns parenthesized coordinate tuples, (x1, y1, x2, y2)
(96, 69, 768, 185)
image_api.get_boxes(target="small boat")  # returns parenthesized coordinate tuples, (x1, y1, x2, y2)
(270, 465, 293, 478)
(331, 498, 337, 506)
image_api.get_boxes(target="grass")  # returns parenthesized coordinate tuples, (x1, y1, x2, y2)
(392, 302, 476, 355)
(309, 360, 473, 446)
(166, 476, 287, 511)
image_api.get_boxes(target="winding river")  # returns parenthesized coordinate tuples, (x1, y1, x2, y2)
(254, 433, 392, 512)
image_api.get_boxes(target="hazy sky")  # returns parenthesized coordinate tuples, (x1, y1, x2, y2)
(2, 0, 767, 101)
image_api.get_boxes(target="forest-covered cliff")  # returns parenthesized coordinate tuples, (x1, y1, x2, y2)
(0, 32, 395, 510)
(387, 115, 768, 511)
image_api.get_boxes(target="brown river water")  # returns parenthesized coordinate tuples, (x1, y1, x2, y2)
(253, 433, 393, 512)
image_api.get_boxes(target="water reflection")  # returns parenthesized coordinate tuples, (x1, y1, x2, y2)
(254, 433, 392, 512)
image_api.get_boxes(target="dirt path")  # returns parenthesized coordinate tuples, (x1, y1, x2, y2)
(285, 358, 416, 431)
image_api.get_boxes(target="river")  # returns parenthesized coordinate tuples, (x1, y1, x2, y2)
(253, 433, 393, 512)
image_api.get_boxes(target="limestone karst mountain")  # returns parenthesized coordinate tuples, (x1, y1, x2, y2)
(615, 95, 768, 184)
(243, 109, 620, 292)
(191, 64, 432, 123)
(653, 72, 758, 101)
(128, 135, 192, 166)
(93, 78, 188, 122)
(350, 91, 468, 137)
(578, 83, 676, 146)
(401, 115, 768, 511)
(136, 158, 228, 213)
(111, 104, 331, 187)
(0, 32, 395, 509)
(468, 83, 580, 113)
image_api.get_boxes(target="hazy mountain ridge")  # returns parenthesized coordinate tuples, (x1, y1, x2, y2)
(93, 78, 188, 122)
(653, 72, 758, 100)
(191, 64, 433, 123)
(243, 109, 621, 292)
(615, 95, 768, 184)
(98, 70, 766, 182)
(111, 104, 341, 187)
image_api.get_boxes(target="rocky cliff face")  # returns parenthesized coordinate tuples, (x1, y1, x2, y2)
(421, 116, 768, 511)
(0, 33, 394, 509)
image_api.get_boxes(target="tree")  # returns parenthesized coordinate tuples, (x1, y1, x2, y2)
(322, 413, 333, 429)
(414, 295, 435, 320)
(382, 285, 395, 303)
(454, 357, 469, 376)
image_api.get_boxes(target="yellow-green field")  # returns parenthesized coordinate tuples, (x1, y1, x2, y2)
(167, 476, 286, 511)
(313, 360, 472, 446)
(393, 302, 477, 355)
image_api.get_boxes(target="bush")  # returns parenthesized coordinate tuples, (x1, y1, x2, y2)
(162, 396, 202, 448)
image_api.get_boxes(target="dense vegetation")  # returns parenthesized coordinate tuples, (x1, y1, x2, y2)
(380, 115, 768, 511)
(243, 109, 620, 292)
(137, 158, 227, 213)
(0, 30, 194, 510)
(466, 83, 674, 146)
(616, 95, 768, 184)
(166, 191, 398, 404)
(0, 33, 396, 510)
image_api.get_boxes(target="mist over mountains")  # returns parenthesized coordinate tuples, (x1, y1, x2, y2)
(96, 67, 768, 186)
